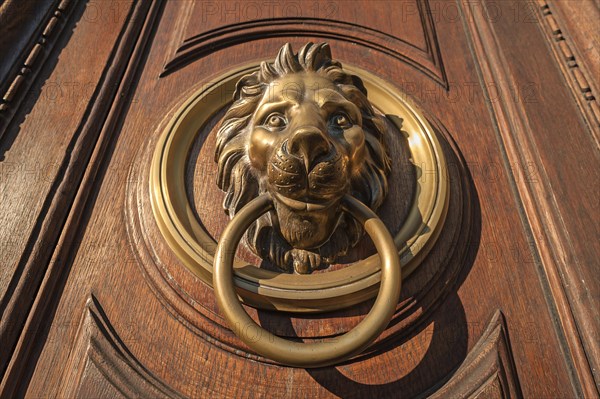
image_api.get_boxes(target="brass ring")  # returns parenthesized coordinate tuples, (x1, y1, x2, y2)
(151, 63, 448, 312)
(213, 194, 402, 367)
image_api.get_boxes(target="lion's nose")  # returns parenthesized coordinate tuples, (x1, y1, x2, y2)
(287, 127, 331, 171)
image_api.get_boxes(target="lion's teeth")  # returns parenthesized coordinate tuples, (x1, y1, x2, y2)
(306, 203, 325, 211)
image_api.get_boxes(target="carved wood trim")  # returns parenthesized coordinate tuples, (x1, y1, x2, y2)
(126, 97, 474, 366)
(0, 0, 52, 83)
(0, 1, 165, 396)
(428, 310, 523, 399)
(0, 0, 76, 141)
(535, 0, 600, 135)
(160, 1, 447, 88)
(58, 296, 185, 399)
(458, 1, 599, 396)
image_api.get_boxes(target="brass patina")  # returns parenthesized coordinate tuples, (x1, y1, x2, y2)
(215, 42, 391, 274)
(213, 193, 401, 368)
(211, 43, 404, 365)
(149, 43, 449, 313)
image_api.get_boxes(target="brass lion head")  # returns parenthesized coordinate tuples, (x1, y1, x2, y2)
(215, 42, 391, 274)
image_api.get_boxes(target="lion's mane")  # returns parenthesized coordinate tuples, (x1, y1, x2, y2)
(215, 42, 392, 269)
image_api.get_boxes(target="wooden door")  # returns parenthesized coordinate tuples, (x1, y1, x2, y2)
(1, 1, 598, 397)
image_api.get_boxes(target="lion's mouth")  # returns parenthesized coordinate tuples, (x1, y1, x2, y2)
(273, 192, 338, 212)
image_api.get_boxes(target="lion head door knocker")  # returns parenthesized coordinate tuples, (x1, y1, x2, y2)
(148, 41, 449, 368)
(215, 42, 392, 275)
(212, 43, 402, 367)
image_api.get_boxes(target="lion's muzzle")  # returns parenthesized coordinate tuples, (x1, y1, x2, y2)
(268, 140, 349, 201)
(286, 126, 331, 171)
(266, 133, 350, 249)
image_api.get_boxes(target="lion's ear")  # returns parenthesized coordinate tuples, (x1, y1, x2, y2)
(350, 75, 368, 96)
(233, 72, 261, 100)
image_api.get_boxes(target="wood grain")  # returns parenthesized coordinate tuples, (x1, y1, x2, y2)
(0, 0, 162, 395)
(162, 0, 447, 87)
(429, 310, 522, 398)
(537, 0, 600, 131)
(460, 1, 599, 395)
(0, 0, 597, 397)
(0, 0, 136, 380)
(58, 296, 185, 399)
(0, 0, 76, 139)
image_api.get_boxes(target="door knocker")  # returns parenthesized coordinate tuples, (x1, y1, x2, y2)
(148, 42, 449, 367)
(215, 43, 392, 275)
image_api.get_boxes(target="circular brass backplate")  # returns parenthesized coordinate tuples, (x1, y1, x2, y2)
(150, 63, 449, 312)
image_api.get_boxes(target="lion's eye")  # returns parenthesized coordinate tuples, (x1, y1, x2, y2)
(331, 112, 352, 129)
(264, 113, 287, 129)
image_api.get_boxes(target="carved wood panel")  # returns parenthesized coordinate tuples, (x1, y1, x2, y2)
(161, 0, 447, 88)
(1, 0, 597, 398)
